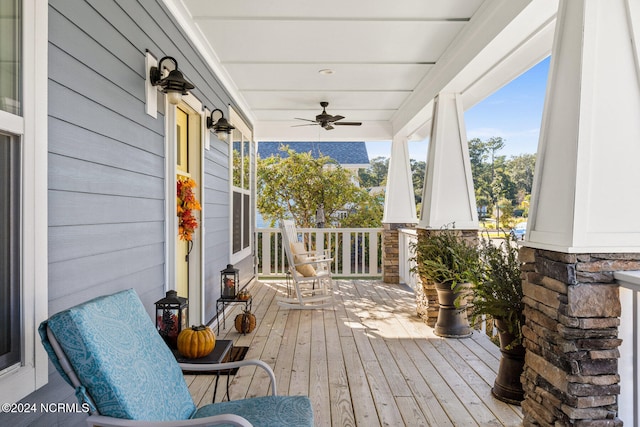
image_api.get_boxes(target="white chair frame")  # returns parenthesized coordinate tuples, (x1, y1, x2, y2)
(278, 220, 334, 309)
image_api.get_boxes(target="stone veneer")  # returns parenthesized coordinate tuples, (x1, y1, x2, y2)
(520, 248, 640, 426)
(382, 223, 415, 284)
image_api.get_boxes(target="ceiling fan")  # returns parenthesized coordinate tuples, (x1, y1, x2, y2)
(293, 102, 362, 130)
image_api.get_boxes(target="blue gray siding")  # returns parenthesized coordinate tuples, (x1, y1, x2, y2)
(1, 1, 254, 425)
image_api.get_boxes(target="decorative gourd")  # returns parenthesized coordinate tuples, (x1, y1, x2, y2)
(234, 310, 257, 334)
(177, 325, 216, 359)
(237, 290, 251, 301)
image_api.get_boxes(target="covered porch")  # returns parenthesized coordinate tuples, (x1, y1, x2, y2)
(188, 279, 523, 426)
(4, 0, 640, 425)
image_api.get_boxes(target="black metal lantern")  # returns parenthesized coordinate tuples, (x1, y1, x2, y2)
(149, 56, 195, 105)
(206, 108, 236, 142)
(155, 290, 188, 348)
(221, 264, 239, 299)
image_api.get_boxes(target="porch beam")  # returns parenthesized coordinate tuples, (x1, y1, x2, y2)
(394, 0, 557, 140)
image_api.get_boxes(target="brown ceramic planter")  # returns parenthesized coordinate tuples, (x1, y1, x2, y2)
(492, 318, 525, 404)
(433, 282, 472, 338)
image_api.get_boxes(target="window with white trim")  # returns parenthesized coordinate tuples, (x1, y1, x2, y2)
(229, 115, 254, 262)
(0, 132, 20, 372)
(0, 0, 48, 403)
(0, 0, 22, 373)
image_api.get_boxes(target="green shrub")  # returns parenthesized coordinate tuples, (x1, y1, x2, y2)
(412, 227, 479, 291)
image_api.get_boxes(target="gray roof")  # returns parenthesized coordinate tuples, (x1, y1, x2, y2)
(257, 142, 370, 166)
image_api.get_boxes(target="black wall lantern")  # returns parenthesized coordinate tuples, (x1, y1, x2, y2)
(221, 264, 239, 299)
(155, 290, 188, 348)
(150, 56, 195, 105)
(207, 108, 235, 142)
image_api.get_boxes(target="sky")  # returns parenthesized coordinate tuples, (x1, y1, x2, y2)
(365, 56, 551, 162)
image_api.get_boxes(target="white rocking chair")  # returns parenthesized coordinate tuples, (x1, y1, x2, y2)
(278, 220, 334, 309)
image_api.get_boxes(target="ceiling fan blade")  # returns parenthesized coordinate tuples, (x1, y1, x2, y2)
(291, 123, 319, 127)
(334, 122, 362, 126)
(328, 115, 345, 122)
(324, 124, 335, 130)
(294, 117, 318, 123)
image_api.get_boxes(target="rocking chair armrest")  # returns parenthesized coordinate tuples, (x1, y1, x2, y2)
(86, 413, 252, 427)
(178, 359, 277, 396)
(301, 254, 331, 262)
(293, 257, 334, 267)
(296, 249, 329, 257)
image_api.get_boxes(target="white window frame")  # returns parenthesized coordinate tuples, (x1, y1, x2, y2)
(0, 0, 49, 403)
(228, 108, 254, 264)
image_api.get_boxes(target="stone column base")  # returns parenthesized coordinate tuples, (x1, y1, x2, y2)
(520, 248, 637, 427)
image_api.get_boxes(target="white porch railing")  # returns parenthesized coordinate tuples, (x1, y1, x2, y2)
(614, 271, 640, 426)
(398, 228, 418, 290)
(257, 227, 383, 277)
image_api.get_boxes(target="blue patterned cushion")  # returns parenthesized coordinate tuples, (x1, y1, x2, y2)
(41, 289, 196, 421)
(193, 395, 313, 427)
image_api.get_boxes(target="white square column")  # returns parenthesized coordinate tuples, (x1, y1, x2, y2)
(418, 92, 478, 230)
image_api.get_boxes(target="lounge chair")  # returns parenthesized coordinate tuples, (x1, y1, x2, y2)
(39, 288, 313, 426)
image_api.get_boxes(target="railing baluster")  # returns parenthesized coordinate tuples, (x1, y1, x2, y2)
(342, 231, 351, 276)
(262, 230, 271, 275)
(369, 231, 378, 275)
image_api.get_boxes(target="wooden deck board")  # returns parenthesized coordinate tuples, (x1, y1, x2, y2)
(191, 279, 523, 426)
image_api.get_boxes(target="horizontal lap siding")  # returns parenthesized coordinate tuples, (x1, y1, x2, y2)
(204, 138, 231, 320)
(0, 1, 248, 425)
(48, 1, 166, 319)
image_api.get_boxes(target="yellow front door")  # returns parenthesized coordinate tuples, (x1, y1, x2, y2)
(176, 107, 189, 298)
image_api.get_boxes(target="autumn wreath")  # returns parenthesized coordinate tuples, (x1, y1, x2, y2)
(177, 176, 201, 241)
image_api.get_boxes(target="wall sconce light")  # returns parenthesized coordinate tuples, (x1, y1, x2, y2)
(206, 108, 235, 142)
(149, 56, 195, 105)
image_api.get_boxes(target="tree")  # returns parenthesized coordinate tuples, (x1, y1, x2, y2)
(468, 138, 494, 213)
(506, 153, 536, 201)
(339, 192, 385, 228)
(469, 137, 537, 225)
(358, 156, 388, 188)
(411, 159, 426, 204)
(257, 146, 382, 228)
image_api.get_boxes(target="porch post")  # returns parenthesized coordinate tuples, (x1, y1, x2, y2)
(382, 135, 417, 284)
(522, 1, 640, 425)
(415, 92, 478, 326)
(418, 92, 478, 231)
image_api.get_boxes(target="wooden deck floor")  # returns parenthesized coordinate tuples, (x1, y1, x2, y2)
(185, 279, 523, 426)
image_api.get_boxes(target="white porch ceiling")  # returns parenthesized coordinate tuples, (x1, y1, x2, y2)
(166, 0, 558, 142)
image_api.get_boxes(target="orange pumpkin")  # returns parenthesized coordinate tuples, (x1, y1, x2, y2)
(234, 310, 257, 334)
(177, 325, 216, 359)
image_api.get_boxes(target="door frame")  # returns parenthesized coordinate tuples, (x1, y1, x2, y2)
(165, 93, 205, 325)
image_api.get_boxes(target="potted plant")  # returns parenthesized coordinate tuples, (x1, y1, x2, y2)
(465, 234, 525, 404)
(412, 227, 479, 338)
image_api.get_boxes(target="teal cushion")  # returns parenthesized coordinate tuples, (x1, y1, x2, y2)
(193, 395, 313, 427)
(43, 289, 196, 421)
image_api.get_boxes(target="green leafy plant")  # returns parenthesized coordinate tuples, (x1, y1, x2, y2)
(466, 234, 524, 348)
(411, 226, 480, 291)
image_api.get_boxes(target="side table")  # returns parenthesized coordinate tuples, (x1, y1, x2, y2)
(215, 297, 253, 333)
(174, 339, 233, 402)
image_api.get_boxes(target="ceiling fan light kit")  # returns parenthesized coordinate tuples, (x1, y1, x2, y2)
(293, 102, 362, 131)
